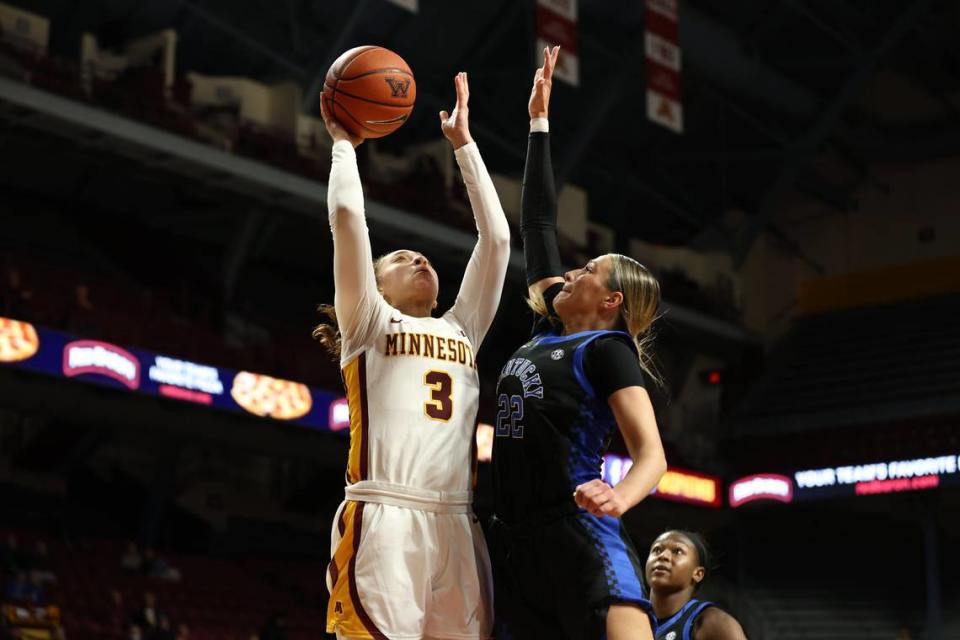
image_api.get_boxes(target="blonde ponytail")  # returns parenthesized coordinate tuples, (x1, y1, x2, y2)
(606, 253, 663, 387)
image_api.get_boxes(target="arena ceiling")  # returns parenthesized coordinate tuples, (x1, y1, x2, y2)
(10, 0, 960, 272)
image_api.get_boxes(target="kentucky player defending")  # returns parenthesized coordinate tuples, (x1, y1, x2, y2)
(489, 46, 667, 640)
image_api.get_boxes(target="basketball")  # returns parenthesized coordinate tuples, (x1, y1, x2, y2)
(322, 45, 416, 139)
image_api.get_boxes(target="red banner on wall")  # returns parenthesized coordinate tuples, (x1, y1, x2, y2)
(644, 0, 683, 132)
(536, 0, 578, 86)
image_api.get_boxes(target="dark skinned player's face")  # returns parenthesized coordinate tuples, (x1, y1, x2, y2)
(646, 532, 705, 592)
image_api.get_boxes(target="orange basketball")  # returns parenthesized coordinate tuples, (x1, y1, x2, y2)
(322, 46, 416, 139)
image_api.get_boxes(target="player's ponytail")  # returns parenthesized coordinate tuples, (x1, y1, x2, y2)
(312, 304, 341, 359)
(607, 253, 663, 387)
(312, 254, 390, 360)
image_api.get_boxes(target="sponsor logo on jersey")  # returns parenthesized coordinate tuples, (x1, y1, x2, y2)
(550, 348, 564, 360)
(666, 632, 677, 640)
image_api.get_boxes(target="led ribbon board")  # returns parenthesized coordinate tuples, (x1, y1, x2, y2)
(729, 474, 793, 507)
(732, 454, 960, 506)
(793, 454, 959, 500)
(0, 316, 338, 431)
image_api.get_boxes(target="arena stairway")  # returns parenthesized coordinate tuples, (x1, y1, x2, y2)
(747, 584, 925, 640)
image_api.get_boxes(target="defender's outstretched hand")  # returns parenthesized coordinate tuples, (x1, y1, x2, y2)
(529, 45, 560, 119)
(440, 72, 474, 149)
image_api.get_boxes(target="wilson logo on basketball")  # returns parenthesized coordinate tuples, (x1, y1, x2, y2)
(384, 77, 411, 98)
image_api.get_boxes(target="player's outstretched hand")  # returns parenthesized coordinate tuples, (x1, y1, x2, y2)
(320, 99, 363, 148)
(574, 479, 628, 518)
(528, 45, 560, 119)
(439, 72, 474, 149)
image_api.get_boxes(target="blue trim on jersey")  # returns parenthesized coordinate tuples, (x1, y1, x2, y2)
(658, 599, 700, 637)
(563, 330, 633, 489)
(682, 601, 715, 640)
(568, 402, 612, 489)
(578, 512, 649, 605)
(532, 328, 631, 345)
(576, 330, 634, 398)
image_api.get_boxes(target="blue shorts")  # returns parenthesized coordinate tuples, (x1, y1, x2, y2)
(488, 507, 655, 639)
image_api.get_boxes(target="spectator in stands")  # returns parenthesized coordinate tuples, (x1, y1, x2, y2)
(3, 571, 42, 604)
(257, 613, 287, 640)
(121, 542, 142, 574)
(29, 541, 56, 585)
(131, 591, 162, 633)
(142, 548, 180, 582)
(645, 530, 746, 640)
(0, 534, 18, 573)
(2, 267, 32, 318)
(149, 614, 176, 640)
(107, 588, 128, 634)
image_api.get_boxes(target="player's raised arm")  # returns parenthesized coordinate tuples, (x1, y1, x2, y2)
(441, 72, 511, 348)
(320, 101, 382, 349)
(522, 45, 565, 300)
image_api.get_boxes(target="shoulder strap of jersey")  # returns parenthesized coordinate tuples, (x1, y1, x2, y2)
(656, 599, 700, 638)
(682, 600, 716, 640)
(571, 329, 634, 398)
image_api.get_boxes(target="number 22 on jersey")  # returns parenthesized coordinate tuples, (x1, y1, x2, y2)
(495, 393, 524, 438)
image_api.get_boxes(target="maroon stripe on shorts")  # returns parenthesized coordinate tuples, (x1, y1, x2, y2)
(348, 502, 387, 639)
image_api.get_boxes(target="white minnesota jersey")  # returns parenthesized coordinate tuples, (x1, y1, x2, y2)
(324, 139, 508, 638)
(340, 300, 480, 493)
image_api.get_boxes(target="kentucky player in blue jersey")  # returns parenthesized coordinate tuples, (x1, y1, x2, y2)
(646, 531, 747, 640)
(489, 46, 667, 640)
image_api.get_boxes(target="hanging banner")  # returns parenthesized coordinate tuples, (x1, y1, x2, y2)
(644, 0, 683, 133)
(385, 0, 418, 13)
(536, 0, 579, 86)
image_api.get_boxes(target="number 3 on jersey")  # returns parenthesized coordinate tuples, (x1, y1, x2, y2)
(424, 370, 453, 421)
(495, 393, 524, 438)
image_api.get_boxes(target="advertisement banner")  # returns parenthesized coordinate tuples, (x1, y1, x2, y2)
(0, 316, 339, 431)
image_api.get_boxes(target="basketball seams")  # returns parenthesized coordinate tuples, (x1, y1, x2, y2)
(329, 96, 391, 136)
(323, 46, 414, 138)
(330, 45, 379, 80)
(338, 67, 414, 81)
(325, 83, 415, 108)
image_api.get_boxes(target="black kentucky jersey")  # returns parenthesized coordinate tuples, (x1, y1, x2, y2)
(492, 328, 636, 523)
(655, 599, 716, 640)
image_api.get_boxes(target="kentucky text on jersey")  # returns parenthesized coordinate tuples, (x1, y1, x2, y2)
(384, 332, 477, 369)
(497, 357, 544, 399)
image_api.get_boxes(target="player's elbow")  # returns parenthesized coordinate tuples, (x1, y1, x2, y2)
(488, 221, 511, 249)
(640, 438, 667, 482)
(651, 450, 667, 482)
